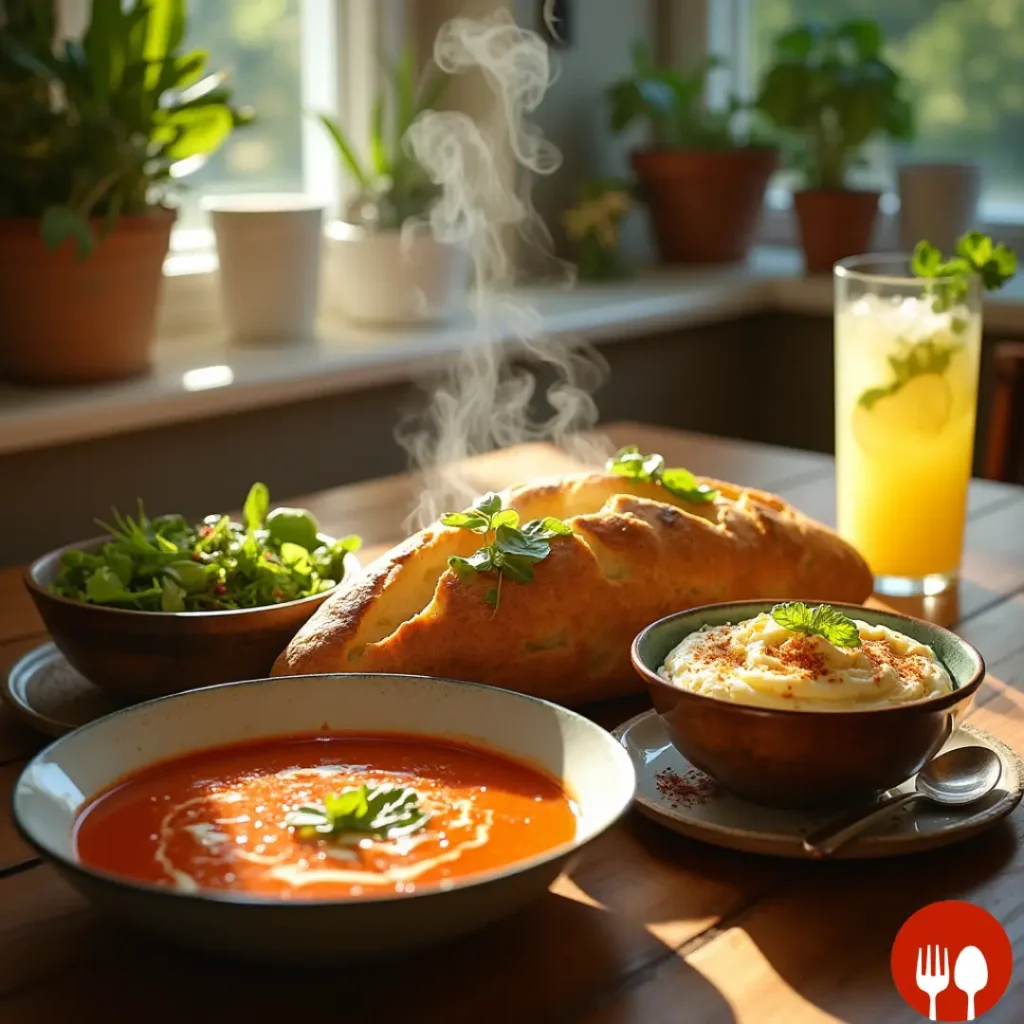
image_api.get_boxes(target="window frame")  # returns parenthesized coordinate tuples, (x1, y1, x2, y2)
(55, 0, 408, 267)
(659, 0, 1024, 255)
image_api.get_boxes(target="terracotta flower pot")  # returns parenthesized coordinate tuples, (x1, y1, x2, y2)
(631, 147, 778, 265)
(0, 210, 175, 385)
(793, 190, 880, 275)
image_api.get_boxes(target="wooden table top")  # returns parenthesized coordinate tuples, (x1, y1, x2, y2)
(2, 421, 1023, 1023)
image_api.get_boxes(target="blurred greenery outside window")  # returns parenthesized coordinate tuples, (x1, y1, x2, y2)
(49, 2, 1021, 257)
(749, 0, 1024, 219)
(171, 0, 306, 245)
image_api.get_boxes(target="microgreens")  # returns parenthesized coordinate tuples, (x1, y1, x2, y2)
(912, 231, 1017, 315)
(770, 602, 861, 649)
(52, 483, 360, 612)
(284, 784, 429, 842)
(441, 493, 572, 611)
(606, 446, 718, 503)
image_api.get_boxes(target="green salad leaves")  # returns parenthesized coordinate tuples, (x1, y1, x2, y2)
(52, 483, 361, 612)
(441, 492, 572, 611)
(284, 784, 430, 842)
(770, 602, 861, 649)
(606, 446, 718, 503)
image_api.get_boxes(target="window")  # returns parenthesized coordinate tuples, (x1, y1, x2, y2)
(52, 0, 405, 281)
(165, 0, 400, 256)
(175, 0, 307, 231)
(745, 0, 1024, 222)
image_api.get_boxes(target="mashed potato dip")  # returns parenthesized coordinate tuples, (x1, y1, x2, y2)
(659, 611, 955, 711)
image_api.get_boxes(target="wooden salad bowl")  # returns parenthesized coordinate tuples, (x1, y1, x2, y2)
(24, 534, 361, 699)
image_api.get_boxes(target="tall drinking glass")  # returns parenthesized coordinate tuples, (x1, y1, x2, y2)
(834, 256, 982, 597)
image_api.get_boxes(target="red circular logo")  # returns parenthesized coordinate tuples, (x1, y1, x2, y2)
(891, 901, 1012, 1021)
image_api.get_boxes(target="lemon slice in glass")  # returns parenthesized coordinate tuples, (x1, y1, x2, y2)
(853, 373, 953, 454)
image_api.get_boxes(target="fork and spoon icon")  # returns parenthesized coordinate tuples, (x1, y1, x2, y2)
(916, 944, 988, 1020)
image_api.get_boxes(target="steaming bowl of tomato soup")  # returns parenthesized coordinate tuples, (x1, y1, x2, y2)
(12, 673, 635, 962)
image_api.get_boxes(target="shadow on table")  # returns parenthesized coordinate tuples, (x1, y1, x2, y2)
(721, 821, 1020, 1023)
(0, 884, 736, 1024)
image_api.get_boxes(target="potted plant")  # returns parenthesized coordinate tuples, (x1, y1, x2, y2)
(0, 0, 249, 384)
(606, 41, 778, 265)
(756, 18, 914, 274)
(317, 47, 470, 325)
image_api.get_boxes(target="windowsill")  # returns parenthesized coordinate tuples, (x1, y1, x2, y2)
(3, 245, 1024, 458)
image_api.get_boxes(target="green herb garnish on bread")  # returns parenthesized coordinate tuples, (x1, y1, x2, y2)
(606, 446, 718, 503)
(442, 493, 572, 611)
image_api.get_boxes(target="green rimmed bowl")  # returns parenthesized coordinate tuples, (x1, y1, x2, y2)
(631, 601, 985, 809)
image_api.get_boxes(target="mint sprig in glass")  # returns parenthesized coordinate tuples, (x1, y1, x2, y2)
(835, 232, 1016, 598)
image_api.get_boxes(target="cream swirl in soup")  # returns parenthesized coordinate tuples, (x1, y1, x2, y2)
(659, 612, 954, 710)
(74, 734, 578, 898)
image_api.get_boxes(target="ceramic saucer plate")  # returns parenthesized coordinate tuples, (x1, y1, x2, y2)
(1, 642, 126, 737)
(613, 709, 1024, 859)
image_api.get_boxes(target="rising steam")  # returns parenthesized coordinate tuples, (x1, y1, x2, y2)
(396, 10, 610, 530)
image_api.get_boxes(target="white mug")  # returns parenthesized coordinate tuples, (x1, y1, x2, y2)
(205, 194, 326, 344)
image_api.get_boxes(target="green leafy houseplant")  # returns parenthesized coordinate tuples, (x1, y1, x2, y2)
(0, 0, 250, 384)
(0, 0, 251, 257)
(755, 18, 914, 191)
(317, 46, 449, 230)
(604, 39, 777, 265)
(754, 18, 913, 274)
(607, 42, 743, 150)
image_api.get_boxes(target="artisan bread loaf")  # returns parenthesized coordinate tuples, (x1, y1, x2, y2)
(272, 471, 873, 704)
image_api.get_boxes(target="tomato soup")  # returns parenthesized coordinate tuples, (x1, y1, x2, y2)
(74, 733, 578, 900)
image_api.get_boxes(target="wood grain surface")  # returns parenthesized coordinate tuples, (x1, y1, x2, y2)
(1, 421, 1022, 1023)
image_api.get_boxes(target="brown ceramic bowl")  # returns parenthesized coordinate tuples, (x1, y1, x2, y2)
(631, 600, 985, 810)
(25, 534, 359, 700)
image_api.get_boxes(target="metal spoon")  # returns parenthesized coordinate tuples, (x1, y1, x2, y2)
(802, 746, 1002, 858)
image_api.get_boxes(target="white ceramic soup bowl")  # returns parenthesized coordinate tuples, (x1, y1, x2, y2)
(12, 673, 636, 963)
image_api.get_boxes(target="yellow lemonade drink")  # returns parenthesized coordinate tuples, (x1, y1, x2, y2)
(834, 257, 982, 595)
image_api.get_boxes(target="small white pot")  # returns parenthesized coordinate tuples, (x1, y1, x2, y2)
(206, 194, 326, 344)
(324, 226, 472, 325)
(898, 164, 980, 254)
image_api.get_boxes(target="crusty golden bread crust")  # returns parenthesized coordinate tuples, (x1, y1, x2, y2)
(272, 472, 873, 704)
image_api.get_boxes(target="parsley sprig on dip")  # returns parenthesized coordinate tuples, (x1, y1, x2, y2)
(284, 784, 429, 842)
(441, 493, 572, 610)
(770, 602, 861, 649)
(606, 446, 718, 503)
(51, 483, 361, 612)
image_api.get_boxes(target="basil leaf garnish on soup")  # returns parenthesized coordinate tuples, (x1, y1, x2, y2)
(285, 783, 430, 842)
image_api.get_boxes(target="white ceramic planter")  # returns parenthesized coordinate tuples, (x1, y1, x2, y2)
(898, 164, 980, 254)
(324, 226, 472, 325)
(206, 194, 325, 344)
